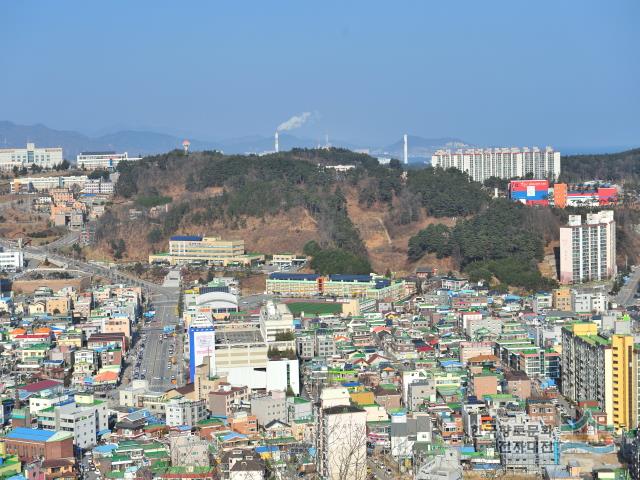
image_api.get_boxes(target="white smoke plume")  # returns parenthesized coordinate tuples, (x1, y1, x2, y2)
(277, 112, 312, 132)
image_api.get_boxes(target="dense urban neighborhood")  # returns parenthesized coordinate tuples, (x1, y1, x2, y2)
(2, 3, 638, 479)
(0, 138, 639, 480)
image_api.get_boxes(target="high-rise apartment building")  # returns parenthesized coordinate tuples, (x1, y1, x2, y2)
(430, 146, 561, 183)
(0, 143, 63, 171)
(561, 322, 636, 430)
(318, 404, 367, 480)
(559, 211, 616, 284)
(561, 322, 612, 424)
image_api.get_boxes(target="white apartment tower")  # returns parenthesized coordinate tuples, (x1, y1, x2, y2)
(431, 146, 561, 183)
(318, 405, 367, 480)
(559, 210, 616, 284)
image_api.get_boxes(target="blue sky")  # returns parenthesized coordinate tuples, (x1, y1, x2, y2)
(1, 0, 638, 149)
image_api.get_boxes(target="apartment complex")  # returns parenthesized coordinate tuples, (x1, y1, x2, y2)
(0, 143, 63, 171)
(431, 146, 561, 183)
(561, 322, 612, 423)
(76, 151, 141, 170)
(266, 273, 408, 301)
(560, 322, 637, 430)
(148, 235, 264, 266)
(559, 211, 616, 284)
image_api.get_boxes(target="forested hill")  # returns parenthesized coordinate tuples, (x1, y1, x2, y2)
(96, 148, 487, 275)
(91, 147, 640, 291)
(560, 147, 640, 183)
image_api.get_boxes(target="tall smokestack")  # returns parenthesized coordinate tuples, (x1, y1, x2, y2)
(403, 134, 408, 165)
(275, 131, 279, 153)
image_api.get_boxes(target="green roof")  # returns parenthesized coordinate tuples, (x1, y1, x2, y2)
(580, 334, 611, 346)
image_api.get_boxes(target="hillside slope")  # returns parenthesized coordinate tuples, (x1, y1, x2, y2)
(91, 149, 480, 274)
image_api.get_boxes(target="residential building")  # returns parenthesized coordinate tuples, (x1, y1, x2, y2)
(559, 211, 616, 284)
(318, 405, 367, 480)
(165, 398, 207, 427)
(561, 322, 614, 426)
(82, 178, 115, 195)
(504, 371, 532, 400)
(170, 434, 210, 467)
(389, 411, 432, 459)
(251, 390, 287, 427)
(0, 143, 63, 170)
(36, 396, 108, 448)
(553, 288, 573, 311)
(431, 146, 561, 183)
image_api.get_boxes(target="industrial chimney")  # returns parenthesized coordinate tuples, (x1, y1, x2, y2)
(403, 134, 408, 165)
(275, 131, 279, 153)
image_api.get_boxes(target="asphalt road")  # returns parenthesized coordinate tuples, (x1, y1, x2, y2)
(142, 292, 184, 391)
(615, 266, 640, 306)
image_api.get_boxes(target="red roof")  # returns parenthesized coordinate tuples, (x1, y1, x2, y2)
(15, 334, 50, 340)
(19, 379, 62, 393)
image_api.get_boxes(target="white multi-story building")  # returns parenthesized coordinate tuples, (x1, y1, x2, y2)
(559, 211, 616, 284)
(165, 398, 207, 427)
(76, 151, 141, 170)
(37, 396, 108, 448)
(431, 146, 561, 183)
(318, 404, 367, 480)
(259, 301, 295, 343)
(0, 249, 24, 272)
(11, 175, 88, 193)
(0, 143, 64, 171)
(82, 178, 115, 195)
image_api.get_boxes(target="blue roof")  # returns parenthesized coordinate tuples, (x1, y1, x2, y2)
(170, 235, 202, 241)
(222, 432, 247, 441)
(6, 427, 57, 442)
(256, 446, 279, 453)
(328, 274, 372, 283)
(94, 444, 118, 454)
(269, 273, 319, 281)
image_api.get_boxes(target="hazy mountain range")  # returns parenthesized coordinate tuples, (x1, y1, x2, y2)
(0, 120, 471, 164)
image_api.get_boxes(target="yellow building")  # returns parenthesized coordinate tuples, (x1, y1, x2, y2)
(561, 322, 637, 431)
(104, 316, 131, 338)
(553, 288, 572, 311)
(349, 390, 375, 406)
(46, 296, 71, 315)
(612, 334, 634, 430)
(149, 235, 264, 266)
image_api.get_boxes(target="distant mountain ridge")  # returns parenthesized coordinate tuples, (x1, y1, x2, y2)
(0, 120, 469, 163)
